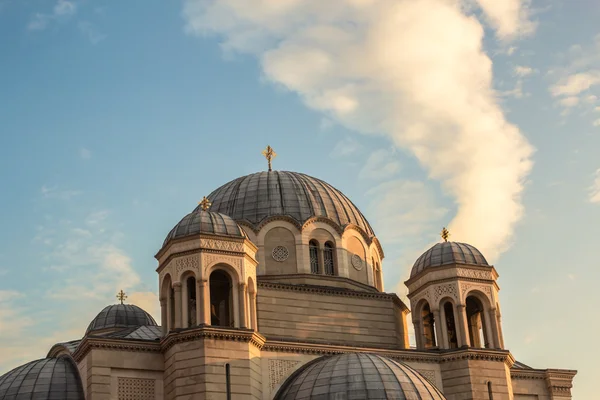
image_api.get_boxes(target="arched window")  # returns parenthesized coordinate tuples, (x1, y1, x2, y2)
(421, 302, 436, 348)
(210, 270, 232, 327)
(443, 301, 458, 349)
(487, 381, 494, 400)
(309, 240, 320, 274)
(466, 295, 489, 348)
(186, 276, 197, 327)
(324, 242, 335, 275)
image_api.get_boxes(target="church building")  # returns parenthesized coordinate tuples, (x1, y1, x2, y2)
(0, 148, 577, 399)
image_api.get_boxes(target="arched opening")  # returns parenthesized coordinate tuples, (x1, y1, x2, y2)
(160, 274, 173, 333)
(186, 276, 197, 327)
(421, 302, 437, 348)
(324, 242, 335, 275)
(210, 270, 233, 327)
(443, 301, 458, 349)
(375, 262, 382, 291)
(466, 295, 489, 348)
(309, 240, 320, 274)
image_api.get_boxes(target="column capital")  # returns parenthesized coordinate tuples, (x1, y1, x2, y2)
(159, 298, 166, 306)
(197, 278, 208, 285)
(173, 282, 182, 290)
(239, 282, 247, 290)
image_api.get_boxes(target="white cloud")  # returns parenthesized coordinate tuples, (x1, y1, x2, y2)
(79, 147, 91, 159)
(551, 71, 600, 97)
(40, 185, 82, 200)
(78, 21, 107, 45)
(27, 0, 76, 31)
(593, 119, 600, 127)
(472, 0, 536, 39)
(589, 169, 600, 203)
(559, 96, 579, 108)
(184, 0, 535, 261)
(331, 137, 361, 158)
(584, 94, 598, 104)
(358, 148, 401, 181)
(513, 65, 536, 77)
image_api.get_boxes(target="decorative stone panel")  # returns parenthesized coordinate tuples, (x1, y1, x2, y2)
(175, 254, 199, 276)
(460, 282, 492, 302)
(351, 254, 364, 270)
(117, 377, 155, 400)
(456, 268, 491, 280)
(432, 283, 458, 303)
(272, 246, 289, 262)
(414, 369, 436, 385)
(269, 359, 302, 391)
(200, 238, 244, 252)
(203, 254, 243, 271)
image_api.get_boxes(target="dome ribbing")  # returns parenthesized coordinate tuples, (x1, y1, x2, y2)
(411, 241, 489, 278)
(86, 304, 157, 334)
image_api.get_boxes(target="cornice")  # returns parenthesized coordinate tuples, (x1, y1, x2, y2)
(407, 275, 500, 300)
(257, 280, 401, 304)
(510, 368, 577, 381)
(160, 325, 266, 352)
(439, 348, 515, 367)
(72, 337, 161, 362)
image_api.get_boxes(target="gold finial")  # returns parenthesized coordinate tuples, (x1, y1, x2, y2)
(441, 227, 450, 242)
(199, 196, 212, 211)
(116, 290, 127, 305)
(261, 145, 277, 172)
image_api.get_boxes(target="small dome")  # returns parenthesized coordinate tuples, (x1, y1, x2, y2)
(274, 353, 446, 400)
(86, 304, 157, 334)
(163, 210, 246, 247)
(0, 357, 85, 400)
(411, 241, 489, 278)
(199, 171, 375, 237)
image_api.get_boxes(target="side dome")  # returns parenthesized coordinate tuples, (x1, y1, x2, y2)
(197, 171, 375, 237)
(275, 353, 446, 399)
(163, 210, 246, 247)
(86, 304, 157, 334)
(0, 357, 84, 400)
(411, 241, 489, 278)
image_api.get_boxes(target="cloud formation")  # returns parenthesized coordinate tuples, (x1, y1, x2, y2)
(184, 0, 535, 261)
(28, 0, 76, 31)
(589, 169, 600, 204)
(549, 35, 600, 124)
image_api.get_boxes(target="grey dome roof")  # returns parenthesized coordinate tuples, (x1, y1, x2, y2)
(163, 210, 245, 247)
(0, 357, 84, 400)
(275, 353, 446, 400)
(411, 241, 489, 278)
(86, 304, 157, 334)
(197, 171, 375, 236)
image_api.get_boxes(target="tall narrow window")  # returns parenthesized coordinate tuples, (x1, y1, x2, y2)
(324, 242, 334, 275)
(210, 270, 232, 327)
(421, 302, 436, 348)
(309, 240, 319, 274)
(186, 277, 197, 327)
(487, 381, 494, 400)
(444, 302, 458, 349)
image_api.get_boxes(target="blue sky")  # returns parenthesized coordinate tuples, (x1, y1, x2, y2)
(1, 0, 599, 397)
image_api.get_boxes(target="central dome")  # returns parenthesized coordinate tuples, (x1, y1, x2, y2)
(196, 171, 375, 236)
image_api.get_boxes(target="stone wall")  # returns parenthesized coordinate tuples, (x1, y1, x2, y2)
(256, 285, 406, 348)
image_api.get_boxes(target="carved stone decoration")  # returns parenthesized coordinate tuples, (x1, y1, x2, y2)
(433, 283, 458, 303)
(272, 246, 289, 262)
(460, 282, 492, 301)
(456, 268, 491, 280)
(411, 288, 432, 309)
(175, 255, 200, 275)
(269, 359, 302, 391)
(414, 369, 436, 385)
(117, 377, 155, 400)
(200, 238, 244, 252)
(203, 253, 243, 272)
(351, 254, 364, 270)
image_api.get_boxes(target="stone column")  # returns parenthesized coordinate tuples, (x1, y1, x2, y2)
(318, 249, 325, 275)
(160, 298, 167, 336)
(439, 306, 449, 349)
(497, 312, 505, 349)
(239, 283, 248, 329)
(456, 304, 470, 347)
(199, 279, 210, 325)
(413, 318, 423, 349)
(488, 308, 501, 349)
(250, 291, 258, 330)
(173, 282, 182, 329)
(196, 279, 206, 326)
(182, 281, 189, 329)
(432, 309, 445, 349)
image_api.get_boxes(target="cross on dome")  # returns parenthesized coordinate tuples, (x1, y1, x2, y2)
(441, 227, 450, 242)
(199, 196, 212, 211)
(116, 289, 127, 305)
(261, 145, 277, 172)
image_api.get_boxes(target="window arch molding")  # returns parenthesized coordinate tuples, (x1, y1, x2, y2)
(204, 263, 242, 328)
